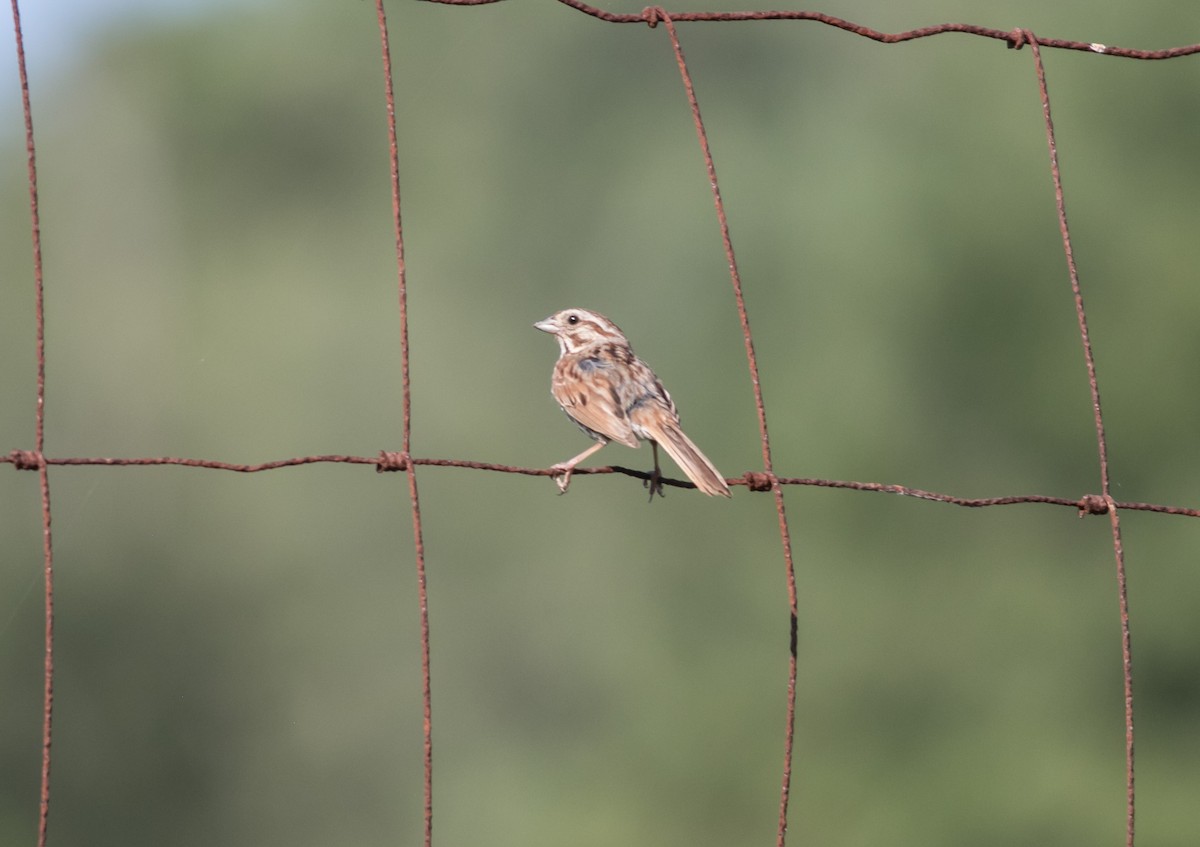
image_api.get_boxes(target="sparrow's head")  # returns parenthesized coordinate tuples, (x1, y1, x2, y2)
(534, 308, 628, 355)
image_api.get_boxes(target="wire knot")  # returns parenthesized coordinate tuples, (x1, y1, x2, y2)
(9, 449, 41, 470)
(743, 471, 775, 492)
(1006, 28, 1035, 50)
(376, 451, 410, 473)
(642, 6, 667, 28)
(1076, 493, 1110, 516)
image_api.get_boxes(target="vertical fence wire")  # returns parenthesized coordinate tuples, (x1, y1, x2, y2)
(645, 9, 801, 843)
(8, 3, 55, 846)
(1021, 32, 1135, 846)
(374, 3, 435, 845)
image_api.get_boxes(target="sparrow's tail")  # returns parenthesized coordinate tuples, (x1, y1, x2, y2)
(649, 421, 731, 497)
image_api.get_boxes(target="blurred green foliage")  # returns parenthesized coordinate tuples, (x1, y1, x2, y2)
(2, 1, 1199, 845)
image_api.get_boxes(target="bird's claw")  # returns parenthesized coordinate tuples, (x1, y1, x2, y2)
(550, 464, 573, 495)
(644, 468, 665, 502)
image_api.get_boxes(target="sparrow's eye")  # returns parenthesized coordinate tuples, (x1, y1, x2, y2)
(566, 314, 579, 325)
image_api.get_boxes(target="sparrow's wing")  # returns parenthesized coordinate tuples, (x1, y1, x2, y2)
(551, 353, 640, 448)
(630, 409, 730, 497)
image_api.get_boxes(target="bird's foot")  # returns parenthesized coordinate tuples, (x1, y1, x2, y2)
(644, 467, 665, 502)
(550, 463, 574, 495)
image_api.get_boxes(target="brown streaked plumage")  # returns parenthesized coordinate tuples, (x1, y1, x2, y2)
(534, 308, 731, 498)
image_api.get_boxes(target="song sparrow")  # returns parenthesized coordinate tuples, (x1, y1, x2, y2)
(535, 308, 731, 498)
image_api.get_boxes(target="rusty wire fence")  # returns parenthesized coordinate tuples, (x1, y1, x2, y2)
(6, 1, 1200, 845)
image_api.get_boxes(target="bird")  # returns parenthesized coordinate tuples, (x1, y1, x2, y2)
(534, 308, 731, 498)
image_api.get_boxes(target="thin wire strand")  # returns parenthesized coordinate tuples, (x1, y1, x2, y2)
(423, 0, 1200, 59)
(422, 0, 1200, 58)
(375, 3, 434, 845)
(1022, 32, 1136, 847)
(645, 8, 800, 843)
(9, 2, 55, 845)
(5, 451, 1200, 518)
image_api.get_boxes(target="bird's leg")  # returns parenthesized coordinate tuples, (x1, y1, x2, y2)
(550, 441, 607, 494)
(645, 441, 665, 501)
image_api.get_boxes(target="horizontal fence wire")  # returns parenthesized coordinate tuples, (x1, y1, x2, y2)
(6, 450, 1200, 516)
(9, 1, 1200, 846)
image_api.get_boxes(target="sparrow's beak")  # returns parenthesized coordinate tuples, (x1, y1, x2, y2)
(533, 317, 557, 333)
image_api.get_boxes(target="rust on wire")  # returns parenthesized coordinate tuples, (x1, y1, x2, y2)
(374, 2, 434, 846)
(1024, 32, 1136, 847)
(646, 9, 801, 845)
(6, 450, 1200, 518)
(9, 2, 56, 846)
(423, 0, 1200, 59)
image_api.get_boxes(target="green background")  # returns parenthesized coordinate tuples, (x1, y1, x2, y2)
(2, 1, 1198, 844)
